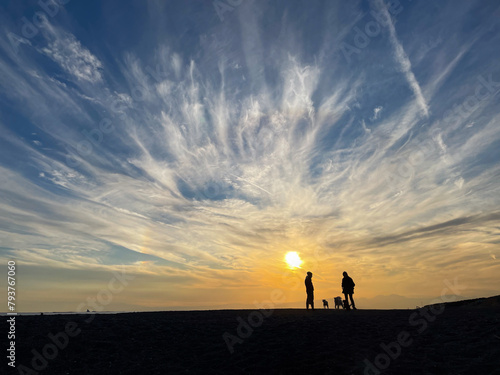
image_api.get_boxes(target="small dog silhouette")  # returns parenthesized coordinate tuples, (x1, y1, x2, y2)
(322, 299, 329, 309)
(334, 296, 343, 309)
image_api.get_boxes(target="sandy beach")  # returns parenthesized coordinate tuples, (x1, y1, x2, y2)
(4, 296, 499, 375)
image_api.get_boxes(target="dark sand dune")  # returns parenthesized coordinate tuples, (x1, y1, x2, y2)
(5, 296, 499, 374)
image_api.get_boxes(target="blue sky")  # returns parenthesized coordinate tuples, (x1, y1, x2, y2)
(0, 0, 499, 311)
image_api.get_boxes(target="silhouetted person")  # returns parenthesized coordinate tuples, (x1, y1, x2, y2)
(342, 271, 356, 310)
(305, 271, 314, 310)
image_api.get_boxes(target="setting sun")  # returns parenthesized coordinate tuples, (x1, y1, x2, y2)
(285, 252, 303, 269)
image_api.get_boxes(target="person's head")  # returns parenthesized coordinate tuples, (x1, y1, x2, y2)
(307, 271, 312, 277)
(343, 271, 348, 277)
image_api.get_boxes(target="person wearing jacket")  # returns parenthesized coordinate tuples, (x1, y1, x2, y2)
(342, 271, 356, 310)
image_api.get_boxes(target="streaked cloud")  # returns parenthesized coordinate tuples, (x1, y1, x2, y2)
(373, 0, 429, 117)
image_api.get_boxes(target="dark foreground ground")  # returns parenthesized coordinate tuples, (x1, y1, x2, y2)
(3, 296, 499, 375)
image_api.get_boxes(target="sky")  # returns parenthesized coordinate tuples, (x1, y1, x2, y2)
(0, 0, 499, 312)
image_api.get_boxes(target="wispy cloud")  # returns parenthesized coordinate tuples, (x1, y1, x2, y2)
(371, 106, 383, 121)
(373, 0, 429, 117)
(40, 24, 103, 83)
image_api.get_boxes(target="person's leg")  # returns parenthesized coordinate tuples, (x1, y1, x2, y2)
(349, 293, 356, 309)
(343, 293, 349, 309)
(308, 293, 314, 310)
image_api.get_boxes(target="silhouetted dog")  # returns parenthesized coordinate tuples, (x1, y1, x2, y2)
(322, 299, 329, 309)
(334, 297, 343, 309)
(343, 299, 350, 310)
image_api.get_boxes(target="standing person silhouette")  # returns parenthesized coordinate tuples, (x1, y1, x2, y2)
(305, 271, 314, 310)
(342, 271, 356, 310)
